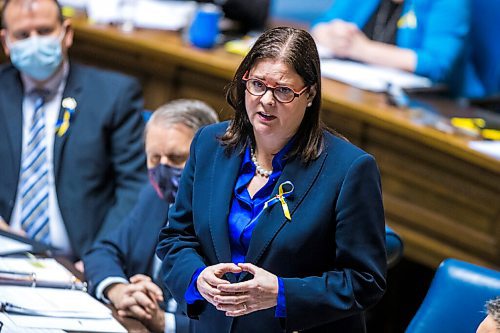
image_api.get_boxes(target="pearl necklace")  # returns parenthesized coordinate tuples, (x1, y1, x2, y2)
(250, 147, 272, 177)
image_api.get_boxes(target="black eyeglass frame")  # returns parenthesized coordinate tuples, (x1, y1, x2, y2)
(242, 73, 309, 104)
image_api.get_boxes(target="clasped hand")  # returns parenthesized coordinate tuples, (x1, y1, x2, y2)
(197, 263, 278, 317)
(107, 274, 165, 332)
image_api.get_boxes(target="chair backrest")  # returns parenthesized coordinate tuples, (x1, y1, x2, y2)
(386, 226, 404, 269)
(406, 258, 500, 333)
(142, 109, 153, 122)
(465, 0, 500, 97)
(270, 0, 334, 27)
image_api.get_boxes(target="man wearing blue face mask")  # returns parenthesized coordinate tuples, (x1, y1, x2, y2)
(0, 0, 147, 267)
(83, 99, 219, 333)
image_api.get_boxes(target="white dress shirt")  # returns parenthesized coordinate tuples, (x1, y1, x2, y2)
(10, 61, 73, 257)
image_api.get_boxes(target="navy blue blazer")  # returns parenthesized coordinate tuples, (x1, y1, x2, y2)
(156, 122, 387, 333)
(0, 62, 147, 258)
(84, 184, 168, 294)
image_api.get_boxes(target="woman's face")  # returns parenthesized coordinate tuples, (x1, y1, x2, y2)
(245, 58, 313, 146)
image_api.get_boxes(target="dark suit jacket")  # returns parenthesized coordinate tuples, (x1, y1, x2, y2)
(84, 184, 190, 333)
(156, 122, 387, 333)
(0, 62, 147, 259)
(84, 184, 168, 294)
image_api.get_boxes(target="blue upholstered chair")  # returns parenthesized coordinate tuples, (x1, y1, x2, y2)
(142, 109, 153, 122)
(458, 0, 500, 98)
(386, 226, 404, 269)
(467, 0, 500, 98)
(406, 258, 500, 333)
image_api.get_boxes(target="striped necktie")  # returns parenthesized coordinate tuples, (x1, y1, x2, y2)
(20, 91, 50, 244)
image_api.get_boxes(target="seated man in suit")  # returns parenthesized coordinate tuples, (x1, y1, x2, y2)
(0, 0, 147, 265)
(83, 99, 219, 333)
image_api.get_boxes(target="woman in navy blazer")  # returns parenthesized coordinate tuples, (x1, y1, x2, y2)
(156, 27, 386, 332)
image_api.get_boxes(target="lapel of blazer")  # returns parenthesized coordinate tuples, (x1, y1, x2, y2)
(239, 150, 328, 281)
(53, 63, 83, 179)
(0, 70, 24, 178)
(208, 144, 243, 273)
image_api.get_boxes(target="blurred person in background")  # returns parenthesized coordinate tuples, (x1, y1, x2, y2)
(84, 99, 219, 333)
(312, 0, 470, 93)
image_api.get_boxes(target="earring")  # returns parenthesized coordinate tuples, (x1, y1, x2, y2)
(307, 102, 312, 107)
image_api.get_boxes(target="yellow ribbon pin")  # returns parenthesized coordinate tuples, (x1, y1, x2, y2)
(56, 97, 77, 137)
(57, 110, 71, 137)
(264, 181, 294, 221)
(277, 183, 291, 220)
(398, 8, 417, 29)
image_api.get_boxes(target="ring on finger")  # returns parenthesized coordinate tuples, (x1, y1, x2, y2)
(242, 303, 247, 311)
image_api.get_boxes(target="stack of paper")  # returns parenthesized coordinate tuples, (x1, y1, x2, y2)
(0, 286, 126, 332)
(0, 235, 32, 255)
(86, 0, 197, 30)
(469, 141, 500, 159)
(0, 313, 65, 332)
(0, 257, 85, 290)
(320, 59, 432, 92)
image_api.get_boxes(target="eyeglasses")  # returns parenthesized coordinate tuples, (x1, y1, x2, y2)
(242, 75, 309, 104)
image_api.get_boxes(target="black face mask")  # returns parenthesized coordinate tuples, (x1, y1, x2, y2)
(148, 164, 183, 203)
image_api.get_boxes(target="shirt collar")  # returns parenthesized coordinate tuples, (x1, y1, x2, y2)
(21, 60, 69, 98)
(241, 137, 296, 174)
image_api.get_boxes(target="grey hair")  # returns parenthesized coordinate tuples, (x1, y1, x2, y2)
(145, 99, 219, 137)
(486, 297, 500, 329)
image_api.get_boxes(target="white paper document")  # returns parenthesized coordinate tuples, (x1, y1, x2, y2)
(469, 141, 500, 159)
(0, 313, 65, 332)
(0, 258, 73, 284)
(87, 0, 197, 30)
(321, 58, 432, 92)
(86, 0, 121, 24)
(0, 235, 32, 255)
(0, 286, 126, 332)
(134, 0, 197, 30)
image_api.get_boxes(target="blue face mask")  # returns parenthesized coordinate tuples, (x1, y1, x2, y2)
(8, 34, 63, 81)
(148, 164, 183, 203)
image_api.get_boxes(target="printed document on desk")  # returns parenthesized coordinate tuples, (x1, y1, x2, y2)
(469, 141, 500, 160)
(133, 0, 197, 30)
(321, 59, 432, 92)
(86, 0, 197, 30)
(0, 286, 126, 332)
(0, 257, 85, 290)
(0, 313, 65, 332)
(0, 235, 32, 255)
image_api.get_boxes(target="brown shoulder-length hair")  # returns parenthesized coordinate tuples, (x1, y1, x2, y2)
(220, 26, 331, 164)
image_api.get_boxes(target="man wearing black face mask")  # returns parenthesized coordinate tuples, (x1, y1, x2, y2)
(149, 163, 183, 203)
(83, 99, 219, 333)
